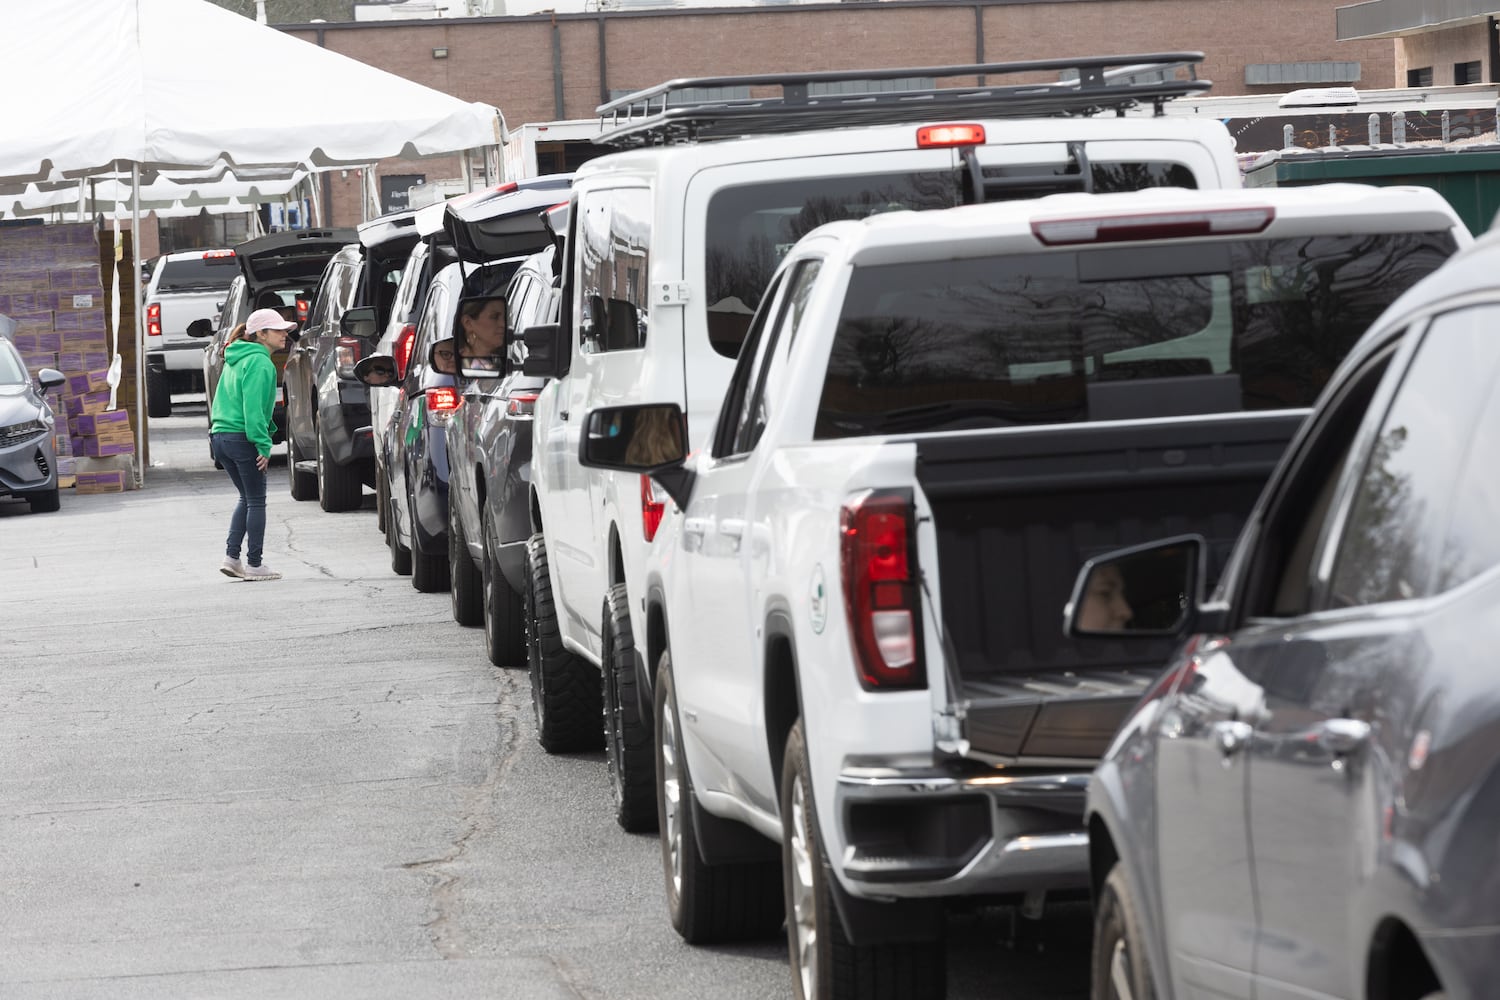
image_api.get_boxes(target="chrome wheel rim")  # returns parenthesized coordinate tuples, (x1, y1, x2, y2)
(1110, 937, 1135, 1000)
(660, 690, 682, 899)
(789, 772, 817, 998)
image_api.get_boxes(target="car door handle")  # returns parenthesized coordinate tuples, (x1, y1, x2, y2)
(1310, 718, 1371, 756)
(718, 519, 745, 538)
(1212, 720, 1254, 758)
(684, 517, 711, 537)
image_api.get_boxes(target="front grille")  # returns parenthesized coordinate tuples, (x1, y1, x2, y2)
(34, 450, 50, 478)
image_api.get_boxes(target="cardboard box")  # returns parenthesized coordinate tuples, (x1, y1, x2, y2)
(66, 369, 113, 396)
(57, 474, 77, 490)
(50, 268, 103, 293)
(74, 454, 134, 492)
(56, 351, 87, 374)
(22, 353, 57, 374)
(74, 410, 130, 435)
(54, 309, 106, 333)
(65, 391, 111, 417)
(11, 333, 39, 352)
(76, 470, 127, 494)
(80, 437, 134, 458)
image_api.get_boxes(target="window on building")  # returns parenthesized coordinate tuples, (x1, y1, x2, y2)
(1407, 66, 1434, 87)
(1455, 61, 1483, 85)
(1244, 61, 1360, 85)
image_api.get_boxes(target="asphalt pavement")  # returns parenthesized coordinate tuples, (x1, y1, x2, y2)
(0, 403, 1091, 1000)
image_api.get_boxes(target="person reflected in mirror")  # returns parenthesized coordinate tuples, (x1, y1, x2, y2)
(361, 362, 399, 387)
(458, 297, 506, 371)
(623, 407, 685, 467)
(431, 339, 457, 375)
(1078, 562, 1134, 632)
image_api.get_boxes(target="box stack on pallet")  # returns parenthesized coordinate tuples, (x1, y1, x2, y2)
(0, 222, 138, 494)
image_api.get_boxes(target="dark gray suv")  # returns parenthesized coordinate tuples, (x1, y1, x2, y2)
(1073, 225, 1500, 1000)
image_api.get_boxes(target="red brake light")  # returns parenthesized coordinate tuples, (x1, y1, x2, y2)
(841, 489, 924, 691)
(202, 249, 235, 259)
(1031, 207, 1276, 246)
(494, 182, 519, 194)
(641, 474, 667, 542)
(425, 386, 461, 413)
(146, 302, 162, 338)
(335, 336, 363, 377)
(392, 324, 417, 380)
(506, 391, 539, 417)
(916, 123, 986, 148)
(296, 299, 310, 322)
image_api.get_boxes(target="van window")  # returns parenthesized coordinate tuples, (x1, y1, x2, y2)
(578, 188, 651, 354)
(814, 230, 1457, 439)
(154, 254, 239, 292)
(704, 172, 961, 359)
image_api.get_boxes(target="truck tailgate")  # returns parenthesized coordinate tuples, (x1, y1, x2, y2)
(913, 412, 1304, 761)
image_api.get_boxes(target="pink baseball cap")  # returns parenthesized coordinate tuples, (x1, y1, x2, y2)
(246, 308, 297, 334)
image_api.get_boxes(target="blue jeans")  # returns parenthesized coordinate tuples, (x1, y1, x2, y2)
(212, 432, 267, 567)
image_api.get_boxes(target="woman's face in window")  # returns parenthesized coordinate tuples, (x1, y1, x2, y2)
(461, 299, 507, 356)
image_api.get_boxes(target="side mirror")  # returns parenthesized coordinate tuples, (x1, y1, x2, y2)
(354, 353, 400, 388)
(186, 318, 214, 339)
(36, 367, 66, 392)
(454, 295, 507, 378)
(428, 337, 458, 376)
(340, 306, 379, 340)
(521, 323, 566, 378)
(1064, 535, 1205, 639)
(579, 403, 694, 509)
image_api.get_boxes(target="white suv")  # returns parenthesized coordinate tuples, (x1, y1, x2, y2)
(520, 56, 1242, 831)
(575, 184, 1468, 999)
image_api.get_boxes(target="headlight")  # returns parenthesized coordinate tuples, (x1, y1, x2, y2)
(0, 419, 49, 443)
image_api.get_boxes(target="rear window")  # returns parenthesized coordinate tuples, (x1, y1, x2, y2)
(815, 230, 1456, 439)
(154, 254, 239, 291)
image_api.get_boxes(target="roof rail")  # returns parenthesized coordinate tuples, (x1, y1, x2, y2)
(595, 53, 1210, 147)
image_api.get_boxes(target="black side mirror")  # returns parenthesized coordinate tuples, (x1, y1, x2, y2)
(521, 323, 566, 378)
(340, 306, 379, 340)
(36, 367, 66, 392)
(1064, 535, 1205, 639)
(186, 318, 214, 339)
(579, 403, 694, 509)
(354, 353, 400, 388)
(428, 338, 458, 376)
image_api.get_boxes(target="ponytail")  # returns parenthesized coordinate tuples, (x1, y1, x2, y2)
(222, 323, 249, 355)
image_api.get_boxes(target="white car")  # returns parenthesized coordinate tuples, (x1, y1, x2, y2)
(519, 55, 1245, 833)
(142, 247, 238, 417)
(575, 184, 1469, 1000)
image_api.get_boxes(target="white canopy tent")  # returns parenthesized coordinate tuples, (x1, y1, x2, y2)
(0, 0, 506, 479)
(2, 171, 316, 219)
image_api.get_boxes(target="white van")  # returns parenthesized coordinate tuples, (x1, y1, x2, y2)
(519, 54, 1244, 830)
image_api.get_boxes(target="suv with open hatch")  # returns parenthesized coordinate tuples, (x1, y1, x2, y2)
(575, 183, 1467, 1000)
(1075, 220, 1500, 1000)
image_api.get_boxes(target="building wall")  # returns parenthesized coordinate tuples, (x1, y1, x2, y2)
(282, 0, 1396, 226)
(1396, 22, 1492, 84)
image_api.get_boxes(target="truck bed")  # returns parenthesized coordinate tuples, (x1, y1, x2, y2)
(913, 412, 1305, 762)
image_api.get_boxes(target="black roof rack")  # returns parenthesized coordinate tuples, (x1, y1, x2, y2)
(595, 53, 1210, 148)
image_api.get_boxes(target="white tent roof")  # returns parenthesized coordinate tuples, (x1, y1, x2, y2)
(4, 171, 313, 216)
(0, 0, 506, 183)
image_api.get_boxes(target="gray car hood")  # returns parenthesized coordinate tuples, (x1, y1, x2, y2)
(0, 383, 47, 424)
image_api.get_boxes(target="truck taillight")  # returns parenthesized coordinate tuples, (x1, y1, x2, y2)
(916, 123, 986, 148)
(296, 299, 310, 322)
(506, 391, 538, 417)
(335, 336, 363, 379)
(1030, 206, 1276, 246)
(146, 302, 162, 338)
(641, 474, 667, 542)
(392, 324, 417, 380)
(841, 489, 924, 691)
(425, 386, 461, 416)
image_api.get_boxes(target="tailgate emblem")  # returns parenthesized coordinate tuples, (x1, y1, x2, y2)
(809, 565, 827, 635)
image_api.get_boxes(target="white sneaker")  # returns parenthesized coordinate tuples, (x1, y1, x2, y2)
(220, 557, 245, 579)
(242, 562, 282, 582)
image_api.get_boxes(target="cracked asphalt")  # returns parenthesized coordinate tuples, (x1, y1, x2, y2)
(0, 407, 1090, 1000)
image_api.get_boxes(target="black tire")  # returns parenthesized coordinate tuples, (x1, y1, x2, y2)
(482, 504, 525, 668)
(657, 650, 783, 944)
(783, 719, 945, 1000)
(288, 433, 317, 502)
(317, 428, 362, 513)
(27, 488, 61, 513)
(1090, 865, 1157, 1000)
(387, 481, 412, 576)
(374, 459, 388, 534)
(603, 583, 656, 832)
(449, 487, 483, 626)
(524, 533, 602, 752)
(409, 492, 449, 593)
(146, 366, 171, 418)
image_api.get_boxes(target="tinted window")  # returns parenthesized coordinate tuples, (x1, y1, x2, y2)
(712, 271, 787, 459)
(154, 253, 238, 291)
(1329, 308, 1500, 605)
(814, 231, 1455, 439)
(704, 172, 961, 359)
(735, 259, 821, 454)
(578, 188, 651, 354)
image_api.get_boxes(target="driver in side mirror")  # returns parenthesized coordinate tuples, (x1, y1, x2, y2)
(354, 354, 400, 387)
(428, 338, 458, 376)
(1065, 537, 1202, 638)
(455, 296, 506, 375)
(582, 404, 687, 471)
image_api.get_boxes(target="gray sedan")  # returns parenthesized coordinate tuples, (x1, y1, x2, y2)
(0, 333, 64, 512)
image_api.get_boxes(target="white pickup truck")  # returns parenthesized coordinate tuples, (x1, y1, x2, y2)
(575, 185, 1467, 1000)
(143, 247, 238, 416)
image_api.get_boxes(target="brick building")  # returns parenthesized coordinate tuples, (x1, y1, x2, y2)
(265, 0, 1395, 227)
(1336, 0, 1500, 87)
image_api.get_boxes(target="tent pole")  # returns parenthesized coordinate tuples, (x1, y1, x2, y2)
(308, 174, 323, 229)
(132, 163, 145, 485)
(461, 151, 474, 194)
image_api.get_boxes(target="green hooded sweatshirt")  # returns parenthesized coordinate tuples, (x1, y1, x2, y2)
(210, 339, 278, 458)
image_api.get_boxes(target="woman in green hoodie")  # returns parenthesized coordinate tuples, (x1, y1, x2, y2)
(209, 308, 296, 581)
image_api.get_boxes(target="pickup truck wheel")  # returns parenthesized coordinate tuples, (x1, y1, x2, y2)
(603, 583, 656, 833)
(409, 494, 449, 593)
(782, 720, 946, 1000)
(146, 367, 171, 418)
(657, 650, 783, 944)
(482, 505, 525, 667)
(524, 534, 602, 753)
(448, 488, 483, 626)
(1091, 864, 1156, 1000)
(316, 429, 362, 513)
(386, 481, 412, 576)
(288, 434, 317, 501)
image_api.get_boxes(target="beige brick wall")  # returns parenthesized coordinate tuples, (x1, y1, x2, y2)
(1396, 22, 1492, 85)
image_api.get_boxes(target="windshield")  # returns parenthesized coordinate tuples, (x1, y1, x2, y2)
(0, 340, 29, 385)
(155, 254, 239, 292)
(815, 230, 1457, 438)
